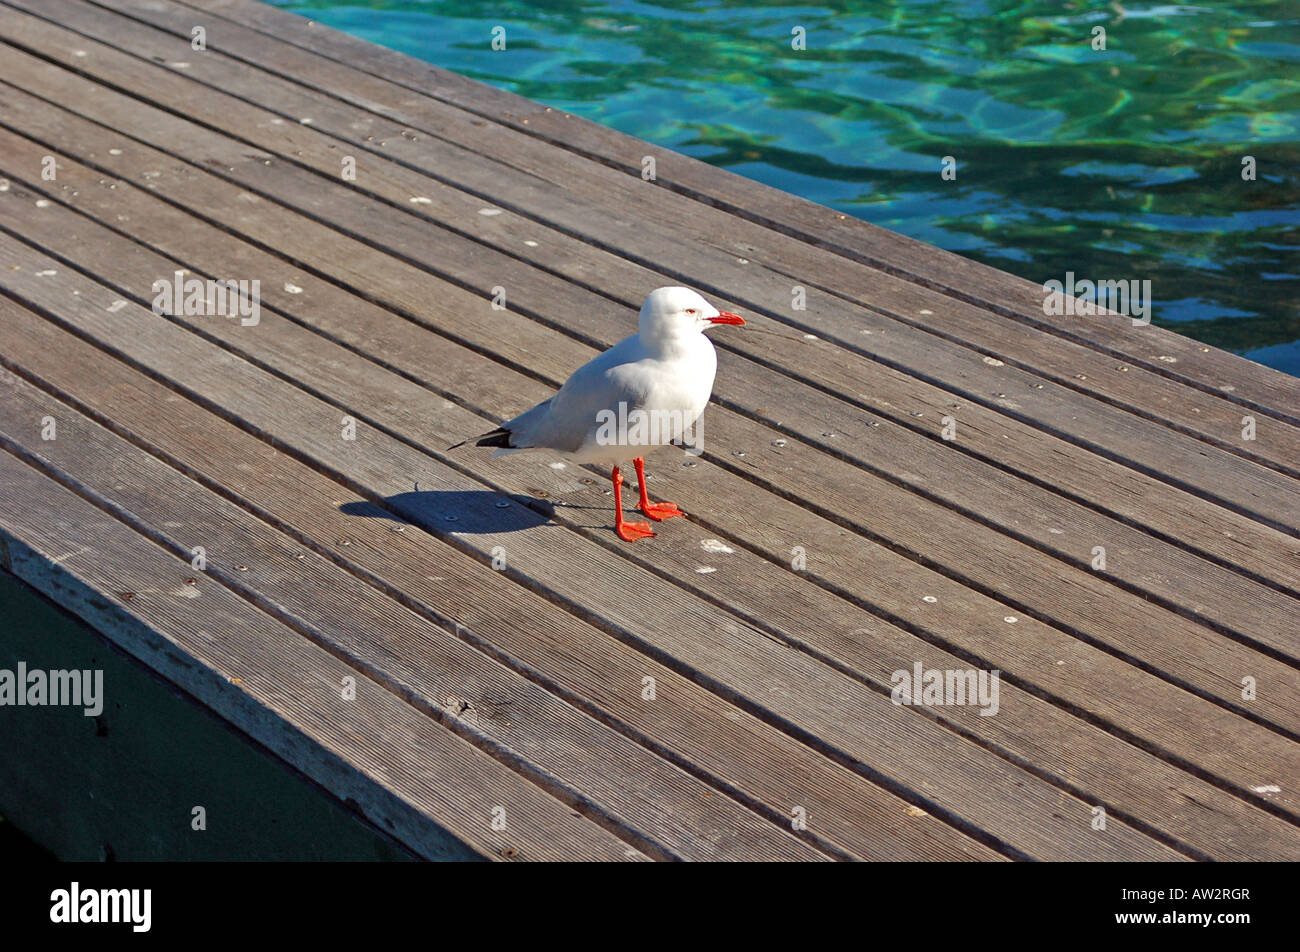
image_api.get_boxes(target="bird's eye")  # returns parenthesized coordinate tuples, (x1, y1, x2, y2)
(685, 308, 696, 315)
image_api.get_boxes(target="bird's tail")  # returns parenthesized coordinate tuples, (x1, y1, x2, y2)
(446, 426, 513, 451)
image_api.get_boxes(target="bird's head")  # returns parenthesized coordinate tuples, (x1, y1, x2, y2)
(638, 287, 744, 343)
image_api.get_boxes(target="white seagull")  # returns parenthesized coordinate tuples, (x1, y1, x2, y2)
(452, 287, 744, 540)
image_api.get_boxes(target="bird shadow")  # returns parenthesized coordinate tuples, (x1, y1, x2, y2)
(339, 490, 555, 535)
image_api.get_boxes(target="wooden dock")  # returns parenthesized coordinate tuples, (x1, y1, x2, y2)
(0, 0, 1297, 861)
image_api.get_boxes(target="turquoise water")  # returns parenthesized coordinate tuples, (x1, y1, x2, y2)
(275, 0, 1300, 375)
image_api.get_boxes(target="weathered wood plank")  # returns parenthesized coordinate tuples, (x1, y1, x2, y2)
(86, 0, 1300, 451)
(3, 137, 1296, 816)
(2, 91, 1296, 726)
(172, 0, 1300, 424)
(5, 78, 1296, 643)
(2, 0, 1294, 861)
(7, 302, 1298, 860)
(0, 448, 648, 862)
(0, 307, 1007, 863)
(10, 39, 1300, 624)
(0, 372, 830, 862)
(92, 0, 1295, 481)
(2, 4, 1297, 537)
(0, 235, 1191, 860)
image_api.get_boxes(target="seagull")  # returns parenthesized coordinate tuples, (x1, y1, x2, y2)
(451, 287, 744, 540)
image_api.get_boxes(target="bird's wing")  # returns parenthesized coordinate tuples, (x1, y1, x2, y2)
(506, 335, 650, 452)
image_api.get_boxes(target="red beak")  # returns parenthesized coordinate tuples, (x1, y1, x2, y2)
(707, 311, 745, 325)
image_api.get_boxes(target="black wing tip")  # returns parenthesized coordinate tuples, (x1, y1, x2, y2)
(475, 427, 514, 449)
(447, 427, 513, 451)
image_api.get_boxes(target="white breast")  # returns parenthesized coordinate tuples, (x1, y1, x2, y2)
(569, 333, 718, 463)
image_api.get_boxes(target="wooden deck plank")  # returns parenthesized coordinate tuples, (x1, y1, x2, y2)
(4, 123, 1298, 823)
(0, 0, 1294, 861)
(2, 5, 1300, 580)
(3, 4, 1298, 537)
(174, 0, 1300, 425)
(77, 0, 1300, 466)
(0, 367, 829, 862)
(0, 234, 1192, 861)
(0, 306, 1005, 863)
(3, 88, 1296, 649)
(14, 3, 1298, 606)
(5, 43, 1299, 609)
(4, 170, 1297, 861)
(91, 0, 1299, 482)
(0, 448, 647, 862)
(2, 77, 1295, 725)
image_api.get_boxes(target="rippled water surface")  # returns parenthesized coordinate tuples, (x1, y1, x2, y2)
(276, 0, 1300, 374)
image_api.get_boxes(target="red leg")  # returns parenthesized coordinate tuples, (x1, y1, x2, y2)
(612, 465, 654, 541)
(634, 457, 684, 521)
